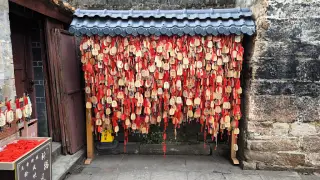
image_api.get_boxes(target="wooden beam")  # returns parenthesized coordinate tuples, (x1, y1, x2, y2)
(85, 107, 94, 164)
(9, 0, 72, 24)
(53, 29, 68, 154)
(40, 21, 54, 139)
(84, 158, 93, 165)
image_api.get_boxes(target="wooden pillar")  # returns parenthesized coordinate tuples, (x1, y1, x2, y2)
(84, 107, 94, 164)
(231, 130, 239, 165)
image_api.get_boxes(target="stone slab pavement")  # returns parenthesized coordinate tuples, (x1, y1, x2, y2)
(64, 155, 319, 180)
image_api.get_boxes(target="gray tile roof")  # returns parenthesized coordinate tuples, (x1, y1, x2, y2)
(69, 8, 255, 36)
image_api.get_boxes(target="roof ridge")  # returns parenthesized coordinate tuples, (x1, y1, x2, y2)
(75, 8, 251, 13)
(74, 8, 252, 18)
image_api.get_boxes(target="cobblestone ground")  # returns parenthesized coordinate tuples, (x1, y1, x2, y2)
(64, 155, 319, 180)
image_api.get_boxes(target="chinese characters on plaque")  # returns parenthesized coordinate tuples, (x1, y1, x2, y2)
(17, 142, 51, 180)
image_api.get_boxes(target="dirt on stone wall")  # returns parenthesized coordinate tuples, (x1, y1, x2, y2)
(65, 0, 237, 10)
(0, 0, 16, 102)
(243, 0, 320, 171)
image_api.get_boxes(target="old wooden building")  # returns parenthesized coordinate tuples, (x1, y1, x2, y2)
(0, 0, 85, 156)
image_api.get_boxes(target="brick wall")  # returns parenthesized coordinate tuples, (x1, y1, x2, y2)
(30, 23, 48, 137)
(0, 0, 16, 101)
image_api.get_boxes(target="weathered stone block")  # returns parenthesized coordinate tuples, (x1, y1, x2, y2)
(290, 122, 318, 137)
(256, 162, 318, 172)
(241, 160, 257, 170)
(247, 121, 273, 140)
(251, 80, 294, 96)
(265, 18, 320, 42)
(245, 150, 306, 167)
(268, 0, 320, 19)
(248, 95, 297, 123)
(247, 138, 299, 151)
(294, 82, 320, 97)
(0, 41, 13, 69)
(253, 59, 298, 79)
(306, 153, 320, 167)
(1, 83, 14, 100)
(0, 11, 11, 40)
(293, 97, 320, 123)
(0, 0, 9, 10)
(255, 40, 320, 59)
(272, 123, 289, 136)
(296, 60, 320, 81)
(248, 95, 320, 123)
(251, 80, 320, 98)
(302, 136, 320, 152)
(236, 0, 256, 7)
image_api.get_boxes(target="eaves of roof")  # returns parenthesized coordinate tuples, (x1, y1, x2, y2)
(69, 8, 255, 37)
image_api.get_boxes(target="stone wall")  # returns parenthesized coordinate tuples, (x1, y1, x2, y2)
(0, 0, 16, 101)
(65, 0, 320, 171)
(243, 0, 320, 171)
(66, 0, 237, 9)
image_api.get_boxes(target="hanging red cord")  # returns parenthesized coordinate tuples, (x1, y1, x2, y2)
(80, 35, 244, 154)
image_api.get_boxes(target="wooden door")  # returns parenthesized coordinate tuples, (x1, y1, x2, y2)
(44, 18, 64, 142)
(51, 29, 85, 154)
(10, 14, 36, 118)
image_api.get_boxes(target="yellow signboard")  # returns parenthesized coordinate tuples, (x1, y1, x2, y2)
(101, 129, 114, 142)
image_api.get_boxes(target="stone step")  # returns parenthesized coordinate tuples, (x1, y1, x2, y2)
(52, 142, 62, 163)
(52, 149, 85, 180)
(96, 142, 212, 155)
(140, 143, 211, 155)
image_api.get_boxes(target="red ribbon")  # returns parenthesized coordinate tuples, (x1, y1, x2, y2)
(0, 140, 45, 162)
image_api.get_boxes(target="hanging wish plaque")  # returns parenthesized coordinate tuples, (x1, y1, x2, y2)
(80, 34, 244, 153)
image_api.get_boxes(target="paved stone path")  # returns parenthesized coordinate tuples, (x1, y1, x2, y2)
(64, 155, 319, 180)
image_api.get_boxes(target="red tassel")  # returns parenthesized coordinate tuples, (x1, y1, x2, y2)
(162, 143, 167, 157)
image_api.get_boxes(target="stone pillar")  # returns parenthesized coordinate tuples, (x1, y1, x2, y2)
(0, 0, 18, 146)
(0, 0, 16, 101)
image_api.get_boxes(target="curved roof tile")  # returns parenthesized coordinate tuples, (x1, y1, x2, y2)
(69, 8, 255, 36)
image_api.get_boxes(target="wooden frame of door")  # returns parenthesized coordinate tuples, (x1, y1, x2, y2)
(9, 0, 72, 24)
